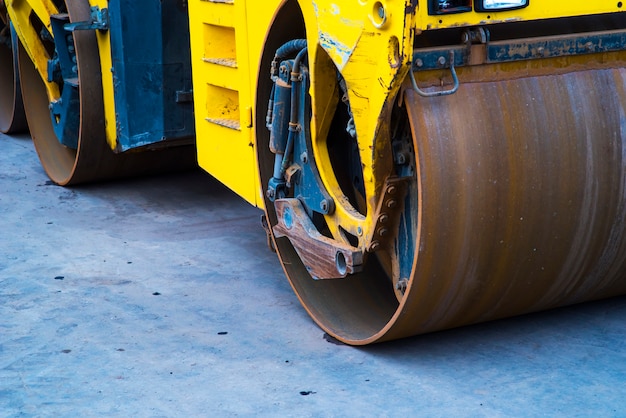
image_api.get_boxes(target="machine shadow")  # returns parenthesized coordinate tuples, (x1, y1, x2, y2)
(360, 295, 626, 362)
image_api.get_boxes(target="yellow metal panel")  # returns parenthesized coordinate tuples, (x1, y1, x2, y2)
(417, 1, 625, 30)
(200, 61, 241, 90)
(90, 0, 118, 151)
(189, 0, 259, 206)
(189, 0, 415, 214)
(6, 0, 60, 100)
(303, 0, 415, 242)
(194, 0, 235, 27)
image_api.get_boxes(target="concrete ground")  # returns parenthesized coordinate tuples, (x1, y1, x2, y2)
(1, 132, 626, 417)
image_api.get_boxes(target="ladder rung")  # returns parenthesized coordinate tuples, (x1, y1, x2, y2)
(202, 57, 237, 68)
(205, 118, 241, 131)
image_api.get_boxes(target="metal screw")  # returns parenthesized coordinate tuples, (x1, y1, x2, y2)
(283, 207, 293, 230)
(438, 56, 447, 66)
(396, 278, 409, 294)
(378, 5, 385, 19)
(386, 199, 397, 209)
(378, 227, 388, 237)
(368, 241, 380, 252)
(387, 185, 397, 195)
(379, 214, 389, 224)
(320, 199, 329, 213)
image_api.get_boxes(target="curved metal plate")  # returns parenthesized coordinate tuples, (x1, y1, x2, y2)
(0, 21, 26, 134)
(390, 67, 626, 340)
(275, 62, 626, 344)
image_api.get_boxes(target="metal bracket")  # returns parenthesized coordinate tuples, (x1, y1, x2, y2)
(64, 6, 108, 32)
(412, 28, 626, 73)
(48, 13, 80, 149)
(261, 215, 276, 253)
(266, 55, 335, 215)
(273, 199, 363, 280)
(410, 51, 459, 97)
(365, 176, 410, 253)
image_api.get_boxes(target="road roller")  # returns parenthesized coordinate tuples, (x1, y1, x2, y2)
(2, 0, 626, 344)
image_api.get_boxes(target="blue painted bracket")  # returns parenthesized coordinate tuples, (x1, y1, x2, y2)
(48, 13, 80, 149)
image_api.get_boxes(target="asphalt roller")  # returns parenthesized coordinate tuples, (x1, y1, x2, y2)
(255, 5, 626, 344)
(0, 4, 26, 134)
(3, 0, 626, 345)
(6, 0, 195, 185)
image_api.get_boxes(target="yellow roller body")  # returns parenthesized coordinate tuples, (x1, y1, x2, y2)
(253, 2, 626, 344)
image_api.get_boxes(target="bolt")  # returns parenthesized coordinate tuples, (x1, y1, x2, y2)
(320, 199, 329, 213)
(279, 65, 287, 74)
(386, 185, 397, 195)
(378, 4, 385, 19)
(378, 227, 388, 237)
(438, 56, 447, 66)
(300, 152, 308, 164)
(396, 278, 409, 294)
(266, 189, 275, 199)
(283, 207, 293, 230)
(415, 58, 423, 68)
(378, 214, 389, 224)
(585, 42, 594, 52)
(386, 199, 397, 209)
(368, 241, 381, 252)
(396, 152, 406, 165)
(537, 47, 545, 57)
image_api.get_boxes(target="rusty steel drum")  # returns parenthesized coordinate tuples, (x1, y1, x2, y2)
(0, 17, 26, 134)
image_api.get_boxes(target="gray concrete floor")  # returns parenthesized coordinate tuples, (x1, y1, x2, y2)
(1, 132, 626, 417)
